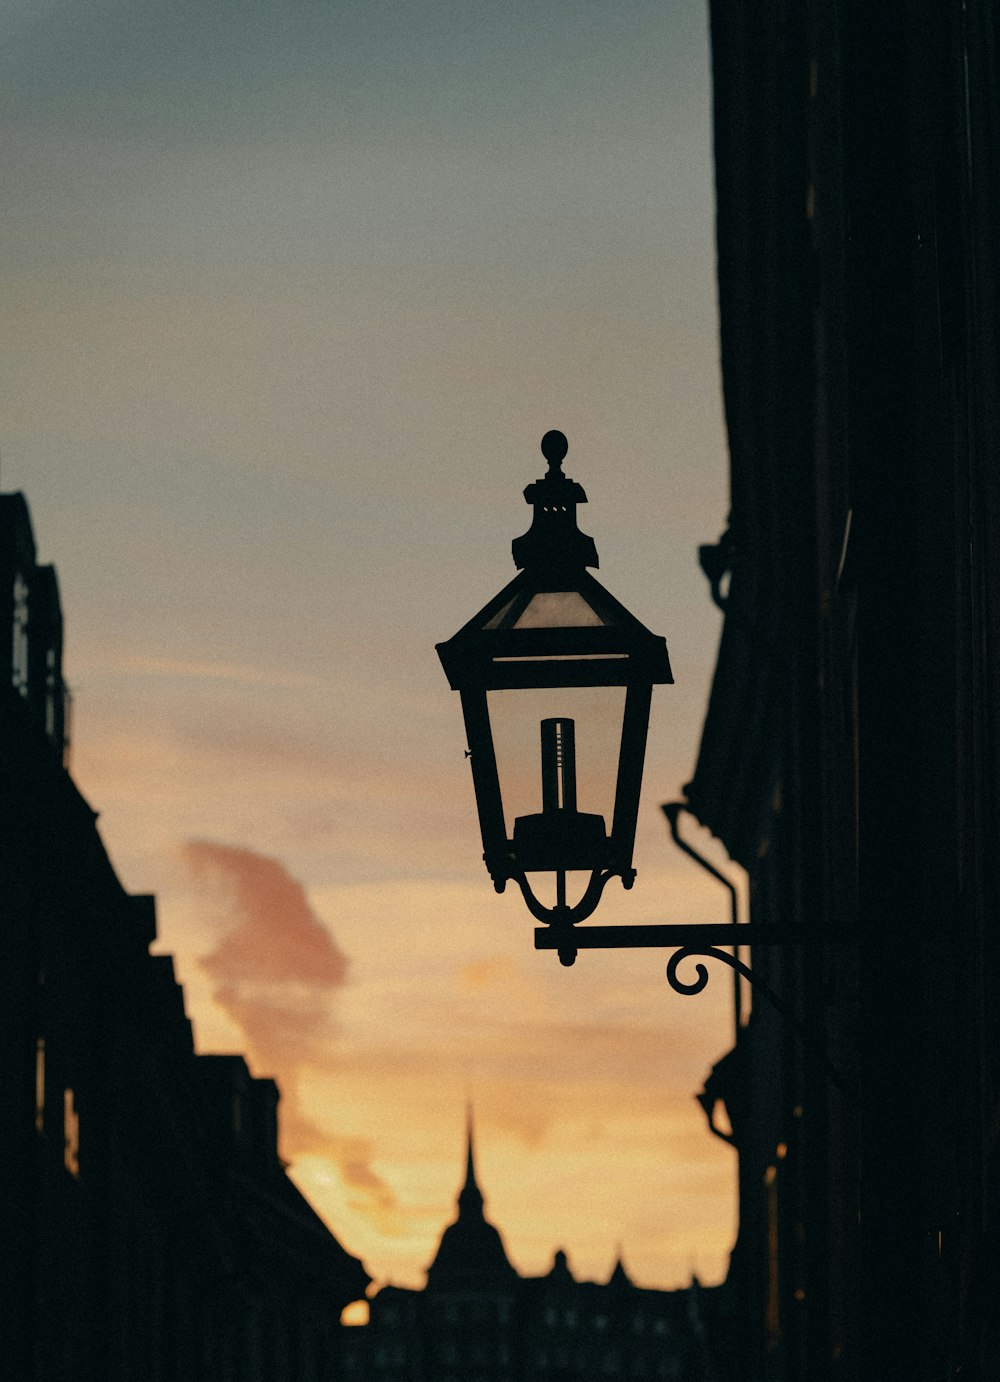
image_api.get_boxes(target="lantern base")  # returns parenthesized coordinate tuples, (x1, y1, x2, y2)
(511, 808, 609, 874)
(511, 865, 634, 938)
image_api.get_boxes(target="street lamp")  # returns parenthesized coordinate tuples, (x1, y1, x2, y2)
(436, 431, 673, 953)
(436, 431, 853, 1091)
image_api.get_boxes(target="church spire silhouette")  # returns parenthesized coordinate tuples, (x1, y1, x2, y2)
(458, 1102, 484, 1218)
(424, 1106, 516, 1291)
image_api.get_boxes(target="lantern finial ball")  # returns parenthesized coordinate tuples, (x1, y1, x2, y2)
(540, 430, 569, 469)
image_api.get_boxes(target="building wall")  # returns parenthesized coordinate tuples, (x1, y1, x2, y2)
(346, 1261, 722, 1382)
(686, 3, 999, 1379)
(0, 494, 368, 1381)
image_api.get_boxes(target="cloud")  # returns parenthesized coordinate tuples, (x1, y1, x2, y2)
(114, 654, 319, 688)
(180, 839, 403, 1229)
(459, 956, 520, 992)
(184, 840, 347, 987)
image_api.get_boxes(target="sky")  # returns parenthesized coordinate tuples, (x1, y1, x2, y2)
(1, 0, 743, 1292)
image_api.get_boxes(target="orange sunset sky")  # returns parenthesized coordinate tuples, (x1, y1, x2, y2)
(2, 0, 743, 1291)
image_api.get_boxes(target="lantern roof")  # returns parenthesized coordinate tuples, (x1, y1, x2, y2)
(437, 433, 672, 693)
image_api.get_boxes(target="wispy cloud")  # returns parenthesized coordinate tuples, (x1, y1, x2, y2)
(181, 840, 404, 1230)
(72, 652, 318, 688)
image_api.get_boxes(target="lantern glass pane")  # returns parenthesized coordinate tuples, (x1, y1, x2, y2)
(513, 591, 610, 629)
(483, 597, 518, 630)
(487, 685, 626, 841)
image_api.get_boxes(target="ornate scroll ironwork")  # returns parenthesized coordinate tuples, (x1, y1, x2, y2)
(534, 926, 855, 1097)
(665, 945, 852, 1099)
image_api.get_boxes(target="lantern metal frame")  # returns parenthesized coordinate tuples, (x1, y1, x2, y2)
(437, 431, 673, 930)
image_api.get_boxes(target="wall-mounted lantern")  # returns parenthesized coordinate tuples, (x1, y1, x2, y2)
(437, 431, 672, 951)
(436, 431, 852, 1091)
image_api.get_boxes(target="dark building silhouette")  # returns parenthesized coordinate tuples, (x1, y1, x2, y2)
(344, 1115, 724, 1382)
(684, 3, 999, 1379)
(1, 491, 69, 762)
(1, 493, 368, 1380)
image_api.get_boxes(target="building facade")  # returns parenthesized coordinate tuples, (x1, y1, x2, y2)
(1, 493, 369, 1381)
(344, 1119, 725, 1382)
(683, 3, 999, 1379)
